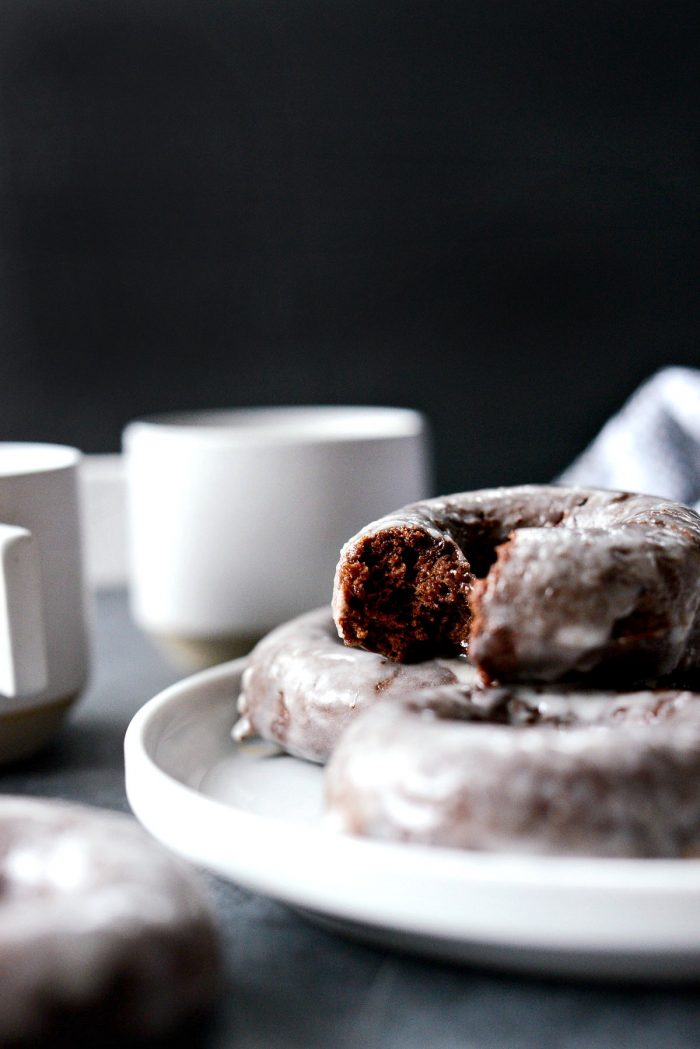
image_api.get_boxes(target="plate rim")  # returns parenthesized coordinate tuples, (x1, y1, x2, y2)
(125, 658, 700, 967)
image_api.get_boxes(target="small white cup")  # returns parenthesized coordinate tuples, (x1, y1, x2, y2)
(124, 406, 430, 667)
(0, 443, 89, 762)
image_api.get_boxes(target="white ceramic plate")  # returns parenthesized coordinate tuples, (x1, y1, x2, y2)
(125, 660, 700, 980)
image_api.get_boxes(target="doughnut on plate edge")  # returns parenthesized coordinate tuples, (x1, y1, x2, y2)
(126, 656, 700, 982)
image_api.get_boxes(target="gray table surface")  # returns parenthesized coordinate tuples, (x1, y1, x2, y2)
(4, 591, 700, 1049)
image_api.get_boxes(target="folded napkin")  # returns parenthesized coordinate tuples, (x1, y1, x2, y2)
(558, 367, 700, 511)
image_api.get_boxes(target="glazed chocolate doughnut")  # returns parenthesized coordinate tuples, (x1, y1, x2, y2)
(324, 684, 700, 857)
(234, 606, 475, 763)
(0, 797, 220, 1046)
(332, 485, 700, 686)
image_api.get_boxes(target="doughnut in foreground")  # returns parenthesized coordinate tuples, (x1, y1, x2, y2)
(0, 796, 220, 1045)
(332, 485, 700, 686)
(324, 684, 700, 857)
(234, 606, 475, 763)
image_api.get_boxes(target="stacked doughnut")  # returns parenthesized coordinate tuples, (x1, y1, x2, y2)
(332, 485, 700, 684)
(234, 606, 477, 763)
(236, 485, 700, 857)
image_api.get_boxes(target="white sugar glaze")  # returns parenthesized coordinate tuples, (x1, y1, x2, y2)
(325, 685, 700, 857)
(332, 485, 700, 683)
(234, 606, 471, 762)
(0, 797, 219, 1043)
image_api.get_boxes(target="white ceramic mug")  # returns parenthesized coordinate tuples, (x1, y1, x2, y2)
(0, 443, 89, 762)
(124, 406, 431, 667)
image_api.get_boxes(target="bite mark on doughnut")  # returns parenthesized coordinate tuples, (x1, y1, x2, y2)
(467, 538, 519, 683)
(335, 526, 473, 662)
(334, 487, 700, 683)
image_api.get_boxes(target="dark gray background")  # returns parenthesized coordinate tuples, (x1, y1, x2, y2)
(1, 0, 698, 492)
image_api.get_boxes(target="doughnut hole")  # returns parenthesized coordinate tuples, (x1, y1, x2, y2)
(335, 526, 473, 662)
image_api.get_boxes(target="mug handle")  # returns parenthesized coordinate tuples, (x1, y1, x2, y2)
(0, 525, 49, 697)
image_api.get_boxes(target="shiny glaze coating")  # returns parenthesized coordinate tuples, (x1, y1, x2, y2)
(0, 796, 219, 1044)
(234, 607, 474, 763)
(332, 485, 700, 685)
(325, 684, 700, 857)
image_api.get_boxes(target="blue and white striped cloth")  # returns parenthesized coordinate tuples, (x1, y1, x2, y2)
(559, 367, 700, 511)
